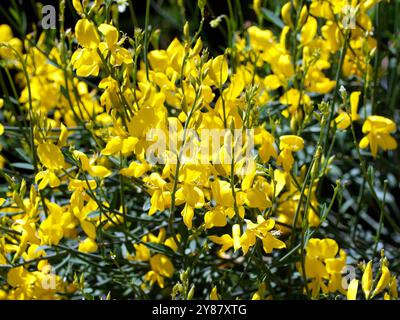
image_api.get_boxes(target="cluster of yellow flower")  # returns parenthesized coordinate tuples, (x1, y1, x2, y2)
(0, 0, 397, 300)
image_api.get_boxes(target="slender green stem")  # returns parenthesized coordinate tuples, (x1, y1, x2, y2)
(119, 153, 128, 242)
(371, 3, 381, 114)
(322, 31, 350, 155)
(143, 0, 151, 80)
(372, 180, 388, 258)
(348, 113, 400, 233)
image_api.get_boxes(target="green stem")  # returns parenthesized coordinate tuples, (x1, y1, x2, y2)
(372, 180, 387, 258)
(371, 2, 381, 114)
(143, 0, 151, 80)
(348, 113, 400, 233)
(322, 31, 350, 155)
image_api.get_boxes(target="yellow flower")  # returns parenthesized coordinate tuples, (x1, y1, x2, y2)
(0, 24, 22, 59)
(101, 136, 138, 157)
(309, 0, 335, 19)
(211, 179, 235, 207)
(37, 142, 65, 170)
(359, 115, 397, 157)
(362, 261, 373, 298)
(148, 50, 169, 71)
(204, 207, 233, 229)
(208, 224, 241, 255)
(279, 89, 310, 118)
(300, 17, 317, 44)
(71, 48, 102, 77)
(150, 254, 174, 278)
(252, 283, 268, 300)
(120, 161, 151, 178)
(145, 254, 174, 288)
(75, 19, 100, 49)
(69, 179, 97, 190)
(244, 178, 272, 210)
(347, 279, 359, 300)
(35, 170, 61, 190)
(334, 91, 361, 130)
(175, 183, 205, 229)
(72, 0, 84, 14)
(281, 2, 294, 28)
(301, 238, 347, 298)
(210, 286, 219, 300)
(253, 0, 262, 16)
(244, 216, 286, 254)
(389, 276, 398, 300)
(254, 128, 277, 163)
(373, 264, 391, 297)
(39, 202, 74, 245)
(132, 243, 151, 261)
(277, 135, 304, 172)
(78, 238, 98, 253)
(208, 55, 228, 87)
(247, 26, 274, 51)
(73, 150, 111, 178)
(98, 23, 132, 66)
(144, 173, 171, 216)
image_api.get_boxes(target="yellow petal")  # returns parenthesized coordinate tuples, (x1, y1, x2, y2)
(334, 112, 350, 130)
(98, 24, 118, 49)
(264, 75, 282, 90)
(89, 165, 111, 178)
(281, 2, 293, 28)
(347, 279, 359, 300)
(204, 207, 227, 229)
(261, 232, 286, 254)
(300, 17, 317, 44)
(182, 203, 194, 229)
(37, 143, 65, 170)
(101, 136, 123, 156)
(210, 286, 219, 300)
(232, 224, 241, 251)
(72, 0, 84, 13)
(362, 261, 373, 298)
(209, 55, 228, 87)
(279, 135, 304, 152)
(75, 19, 100, 49)
(78, 238, 98, 253)
(148, 50, 168, 72)
(81, 220, 97, 239)
(350, 91, 361, 120)
(374, 265, 391, 296)
(359, 136, 370, 149)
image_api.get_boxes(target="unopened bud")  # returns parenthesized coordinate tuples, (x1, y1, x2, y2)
(339, 85, 347, 100)
(20, 179, 26, 198)
(183, 22, 190, 40)
(187, 284, 195, 300)
(198, 0, 206, 17)
(13, 191, 26, 211)
(299, 5, 308, 27)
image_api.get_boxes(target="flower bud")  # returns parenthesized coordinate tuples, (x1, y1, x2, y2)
(281, 3, 294, 29)
(198, 0, 207, 17)
(187, 284, 195, 300)
(299, 5, 308, 27)
(184, 22, 190, 40)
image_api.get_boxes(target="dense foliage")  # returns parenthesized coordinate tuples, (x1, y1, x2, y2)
(0, 0, 399, 300)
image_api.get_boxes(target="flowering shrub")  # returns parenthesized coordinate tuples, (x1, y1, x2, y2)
(0, 0, 398, 300)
